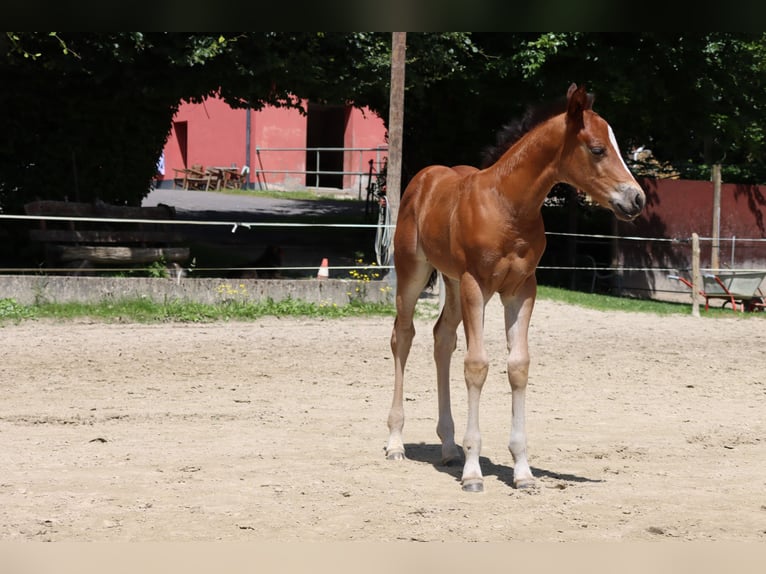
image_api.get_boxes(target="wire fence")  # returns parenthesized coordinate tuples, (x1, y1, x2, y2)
(1, 212, 765, 298)
(253, 145, 387, 197)
(540, 232, 766, 273)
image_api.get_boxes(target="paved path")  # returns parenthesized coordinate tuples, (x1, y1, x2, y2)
(143, 188, 365, 220)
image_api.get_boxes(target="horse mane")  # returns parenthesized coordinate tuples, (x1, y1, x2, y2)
(480, 90, 595, 169)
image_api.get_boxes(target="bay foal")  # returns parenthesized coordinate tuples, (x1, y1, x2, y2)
(385, 84, 645, 492)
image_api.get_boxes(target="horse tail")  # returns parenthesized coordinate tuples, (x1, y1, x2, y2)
(427, 269, 439, 290)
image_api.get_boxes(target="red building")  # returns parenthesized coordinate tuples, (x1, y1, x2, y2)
(157, 95, 388, 195)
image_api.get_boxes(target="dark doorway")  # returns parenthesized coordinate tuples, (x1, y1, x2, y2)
(306, 103, 347, 188)
(173, 121, 188, 167)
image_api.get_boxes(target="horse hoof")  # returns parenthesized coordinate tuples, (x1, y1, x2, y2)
(515, 478, 537, 490)
(440, 455, 460, 467)
(461, 479, 484, 493)
(386, 451, 406, 461)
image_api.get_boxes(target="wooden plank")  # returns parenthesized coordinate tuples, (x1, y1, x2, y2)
(52, 246, 190, 264)
(24, 201, 176, 220)
(24, 200, 191, 268)
(30, 229, 186, 244)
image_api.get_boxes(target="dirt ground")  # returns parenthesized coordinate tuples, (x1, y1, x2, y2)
(1, 297, 765, 542)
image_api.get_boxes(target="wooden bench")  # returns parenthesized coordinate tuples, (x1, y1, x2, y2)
(24, 200, 190, 272)
(172, 164, 216, 191)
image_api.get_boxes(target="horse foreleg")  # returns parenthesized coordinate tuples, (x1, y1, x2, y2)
(432, 275, 462, 465)
(386, 314, 413, 460)
(386, 263, 433, 460)
(459, 276, 489, 492)
(501, 278, 537, 489)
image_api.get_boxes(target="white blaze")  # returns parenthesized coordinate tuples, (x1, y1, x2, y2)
(608, 124, 631, 174)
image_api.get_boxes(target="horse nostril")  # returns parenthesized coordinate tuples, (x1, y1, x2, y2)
(633, 190, 645, 211)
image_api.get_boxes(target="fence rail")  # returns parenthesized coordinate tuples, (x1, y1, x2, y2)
(253, 145, 387, 197)
(1, 211, 765, 314)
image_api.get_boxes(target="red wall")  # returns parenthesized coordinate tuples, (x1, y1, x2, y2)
(163, 97, 249, 176)
(632, 177, 766, 241)
(617, 177, 766, 299)
(159, 96, 387, 191)
(251, 105, 308, 189)
(624, 177, 766, 269)
(344, 107, 388, 192)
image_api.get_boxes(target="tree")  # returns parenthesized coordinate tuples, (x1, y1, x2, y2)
(0, 32, 391, 212)
(535, 33, 766, 182)
(0, 33, 223, 211)
(3, 31, 766, 219)
(392, 33, 766, 184)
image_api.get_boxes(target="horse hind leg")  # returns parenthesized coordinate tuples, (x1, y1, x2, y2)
(433, 275, 462, 465)
(385, 260, 434, 460)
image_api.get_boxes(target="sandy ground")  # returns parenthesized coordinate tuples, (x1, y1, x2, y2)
(1, 297, 765, 542)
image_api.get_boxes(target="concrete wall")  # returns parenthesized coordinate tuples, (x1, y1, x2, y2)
(0, 276, 394, 307)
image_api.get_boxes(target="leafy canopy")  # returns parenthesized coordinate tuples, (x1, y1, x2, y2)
(2, 32, 766, 218)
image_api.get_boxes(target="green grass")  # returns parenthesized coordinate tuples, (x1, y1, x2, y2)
(0, 296, 395, 324)
(1, 285, 760, 325)
(217, 187, 356, 202)
(537, 285, 690, 315)
(537, 285, 764, 317)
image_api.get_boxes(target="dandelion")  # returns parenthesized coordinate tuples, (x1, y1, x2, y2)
(217, 282, 248, 299)
(347, 257, 389, 304)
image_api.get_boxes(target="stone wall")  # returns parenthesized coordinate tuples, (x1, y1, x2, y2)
(0, 276, 395, 307)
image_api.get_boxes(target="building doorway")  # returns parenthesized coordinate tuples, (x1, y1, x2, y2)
(305, 103, 347, 188)
(173, 121, 188, 168)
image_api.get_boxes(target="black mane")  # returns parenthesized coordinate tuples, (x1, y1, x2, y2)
(480, 90, 594, 169)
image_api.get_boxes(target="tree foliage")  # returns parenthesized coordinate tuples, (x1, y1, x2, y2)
(386, 33, 766, 184)
(0, 32, 390, 212)
(2, 32, 766, 218)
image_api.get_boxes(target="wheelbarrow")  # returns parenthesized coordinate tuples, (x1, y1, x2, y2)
(669, 270, 766, 313)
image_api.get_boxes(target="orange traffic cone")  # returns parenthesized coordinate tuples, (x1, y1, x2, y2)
(317, 257, 329, 279)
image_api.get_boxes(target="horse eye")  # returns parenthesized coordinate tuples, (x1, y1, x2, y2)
(590, 146, 605, 156)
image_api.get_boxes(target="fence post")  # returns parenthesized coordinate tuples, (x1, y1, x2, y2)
(691, 232, 700, 317)
(711, 164, 721, 273)
(384, 32, 406, 288)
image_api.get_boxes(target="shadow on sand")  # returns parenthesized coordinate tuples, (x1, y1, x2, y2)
(402, 442, 604, 489)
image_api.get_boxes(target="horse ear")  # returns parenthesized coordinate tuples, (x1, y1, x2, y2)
(566, 84, 591, 127)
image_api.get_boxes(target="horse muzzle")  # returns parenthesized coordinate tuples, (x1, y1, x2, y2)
(609, 184, 645, 221)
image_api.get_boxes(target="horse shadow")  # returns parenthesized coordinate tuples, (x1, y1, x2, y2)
(403, 442, 604, 488)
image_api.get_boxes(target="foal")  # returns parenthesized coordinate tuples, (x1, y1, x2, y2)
(385, 84, 645, 492)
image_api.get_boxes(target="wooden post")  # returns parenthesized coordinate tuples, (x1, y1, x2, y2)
(711, 164, 721, 272)
(382, 32, 406, 285)
(691, 232, 701, 317)
(387, 32, 406, 236)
